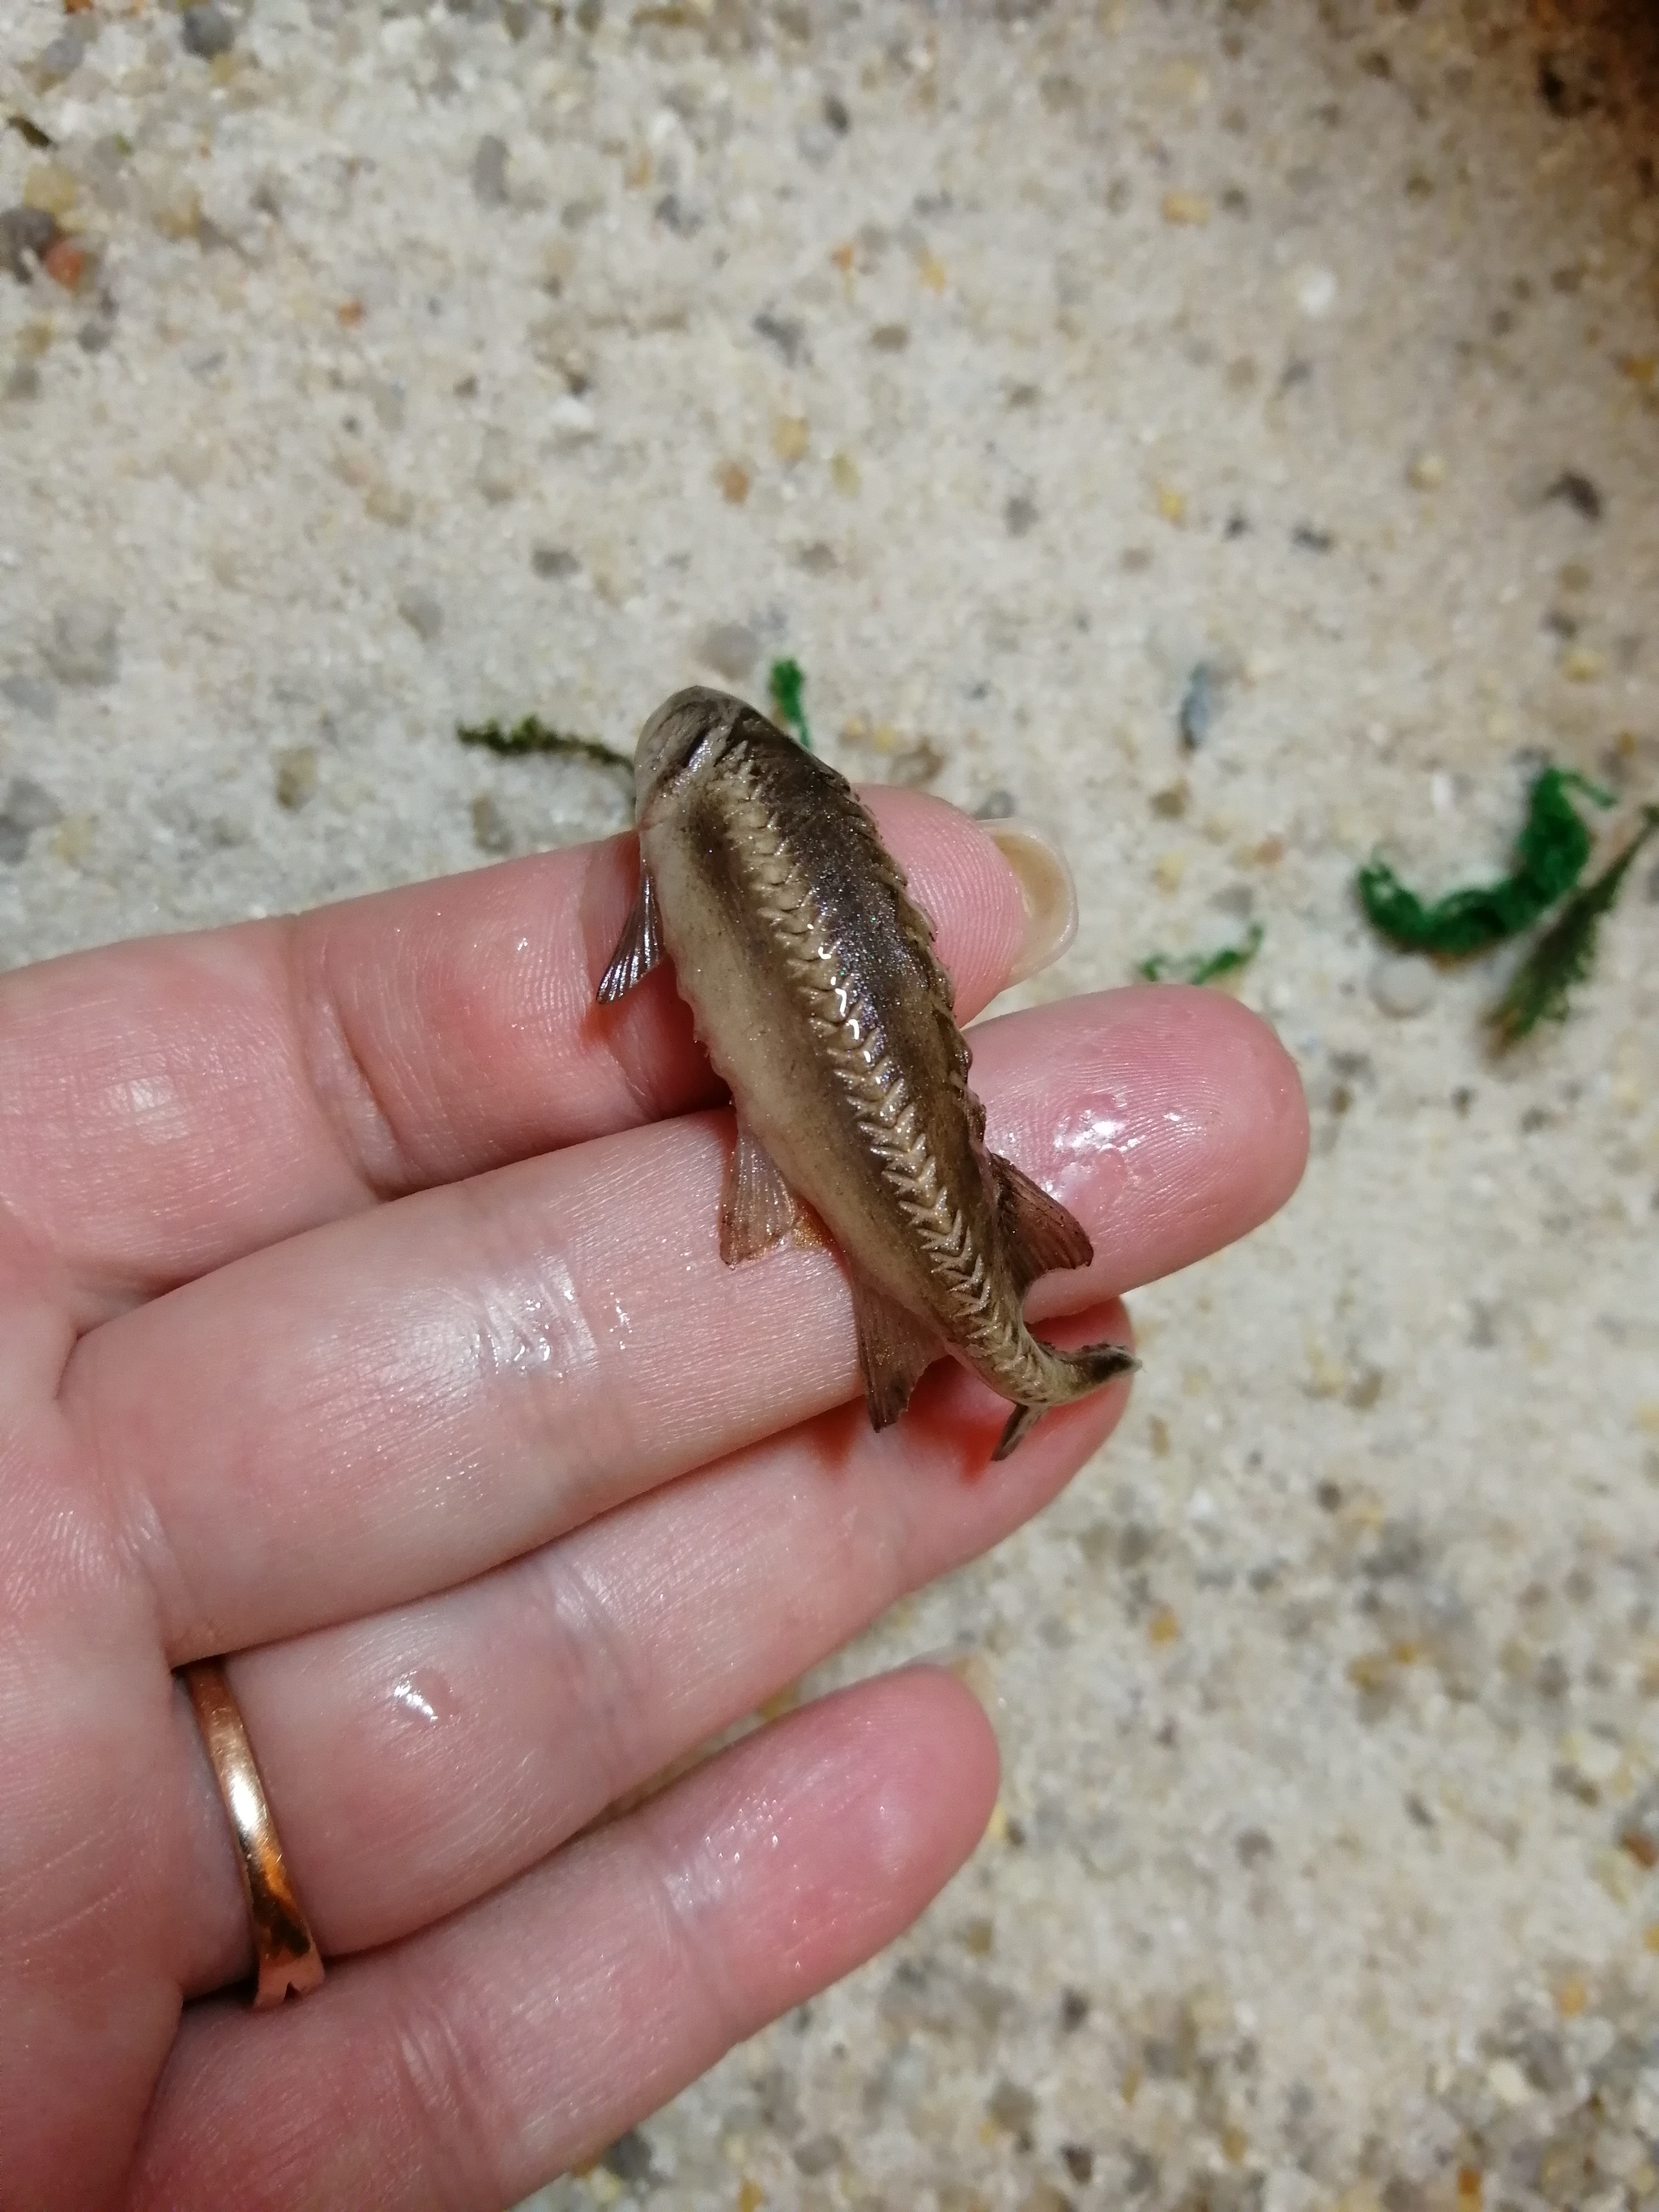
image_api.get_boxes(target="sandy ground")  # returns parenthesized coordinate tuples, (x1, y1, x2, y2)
(3, 0, 1659, 2206)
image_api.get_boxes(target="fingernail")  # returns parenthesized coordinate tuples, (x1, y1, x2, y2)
(906, 1641, 1001, 1720)
(985, 820, 1077, 983)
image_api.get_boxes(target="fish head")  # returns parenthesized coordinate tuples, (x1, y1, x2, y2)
(633, 686, 747, 814)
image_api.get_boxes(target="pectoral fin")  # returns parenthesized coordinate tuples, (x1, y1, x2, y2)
(850, 1274, 940, 1430)
(991, 1152, 1093, 1293)
(719, 1122, 827, 1264)
(596, 869, 663, 1004)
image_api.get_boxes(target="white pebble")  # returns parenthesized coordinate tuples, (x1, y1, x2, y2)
(1295, 265, 1337, 318)
(697, 622, 759, 681)
(1486, 2057, 1532, 2108)
(1369, 955, 1437, 1018)
(548, 394, 597, 447)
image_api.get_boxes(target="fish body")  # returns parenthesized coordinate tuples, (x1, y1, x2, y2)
(598, 686, 1133, 1455)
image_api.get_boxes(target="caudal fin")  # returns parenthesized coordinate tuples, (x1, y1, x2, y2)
(991, 1339, 1139, 1462)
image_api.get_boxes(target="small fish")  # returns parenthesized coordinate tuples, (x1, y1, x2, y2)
(597, 687, 1135, 1458)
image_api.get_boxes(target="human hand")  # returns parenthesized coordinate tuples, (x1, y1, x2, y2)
(0, 792, 1306, 2210)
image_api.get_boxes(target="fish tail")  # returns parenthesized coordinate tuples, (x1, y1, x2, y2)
(991, 1337, 1139, 1460)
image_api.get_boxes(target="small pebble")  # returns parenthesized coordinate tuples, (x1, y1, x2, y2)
(0, 674, 55, 718)
(33, 32, 87, 86)
(974, 788, 1017, 820)
(871, 322, 910, 352)
(45, 599, 120, 687)
(1369, 954, 1437, 1018)
(364, 480, 414, 528)
(3, 362, 41, 402)
(396, 586, 443, 642)
(1408, 451, 1446, 490)
(1179, 661, 1219, 748)
(4, 775, 62, 832)
(548, 394, 595, 447)
(0, 774, 62, 862)
(1, 206, 60, 281)
(822, 91, 851, 134)
(1004, 494, 1038, 537)
(1162, 190, 1211, 226)
(988, 2078, 1038, 2135)
(599, 2129, 653, 2182)
(471, 135, 509, 208)
(792, 2133, 842, 2176)
(1017, 2186, 1074, 2212)
(771, 414, 809, 465)
(1546, 469, 1602, 522)
(181, 4, 237, 60)
(471, 794, 514, 857)
(273, 745, 318, 811)
(23, 163, 78, 220)
(531, 544, 579, 580)
(753, 312, 805, 365)
(1296, 264, 1337, 318)
(1486, 2058, 1532, 2108)
(887, 738, 946, 789)
(716, 460, 750, 504)
(369, 379, 406, 431)
(43, 237, 89, 294)
(476, 428, 517, 502)
(697, 622, 759, 681)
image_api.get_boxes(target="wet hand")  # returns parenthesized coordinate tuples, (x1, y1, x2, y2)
(0, 795, 1307, 2209)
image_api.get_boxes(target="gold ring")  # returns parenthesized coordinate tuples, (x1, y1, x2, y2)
(181, 1658, 325, 2008)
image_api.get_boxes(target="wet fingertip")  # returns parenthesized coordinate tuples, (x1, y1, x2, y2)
(902, 1643, 1007, 1728)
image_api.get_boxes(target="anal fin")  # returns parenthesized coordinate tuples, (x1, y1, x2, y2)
(851, 1274, 940, 1430)
(991, 1152, 1093, 1294)
(720, 1122, 827, 1264)
(597, 869, 663, 1004)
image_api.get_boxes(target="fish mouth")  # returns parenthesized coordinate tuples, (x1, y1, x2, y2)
(634, 685, 746, 807)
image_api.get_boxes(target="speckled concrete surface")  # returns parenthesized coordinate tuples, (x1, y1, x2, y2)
(5, 1, 1659, 2206)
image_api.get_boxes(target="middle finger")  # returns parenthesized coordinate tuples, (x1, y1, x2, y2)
(174, 1299, 1129, 1987)
(70, 985, 1301, 1657)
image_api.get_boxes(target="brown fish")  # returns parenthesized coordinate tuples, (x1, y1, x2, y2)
(598, 685, 1135, 1458)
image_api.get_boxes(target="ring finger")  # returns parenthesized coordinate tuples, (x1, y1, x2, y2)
(177, 1300, 1130, 1992)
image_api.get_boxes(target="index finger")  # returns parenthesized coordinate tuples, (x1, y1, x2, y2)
(0, 792, 1029, 1321)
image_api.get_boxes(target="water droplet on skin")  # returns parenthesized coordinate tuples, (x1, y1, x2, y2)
(390, 1668, 456, 1725)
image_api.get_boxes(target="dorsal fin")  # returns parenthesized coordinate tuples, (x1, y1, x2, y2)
(991, 1152, 1093, 1296)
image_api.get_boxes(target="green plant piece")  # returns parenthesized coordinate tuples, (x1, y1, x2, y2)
(1488, 803, 1659, 1047)
(1138, 923, 1265, 986)
(456, 716, 633, 776)
(1357, 765, 1613, 957)
(769, 658, 812, 751)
